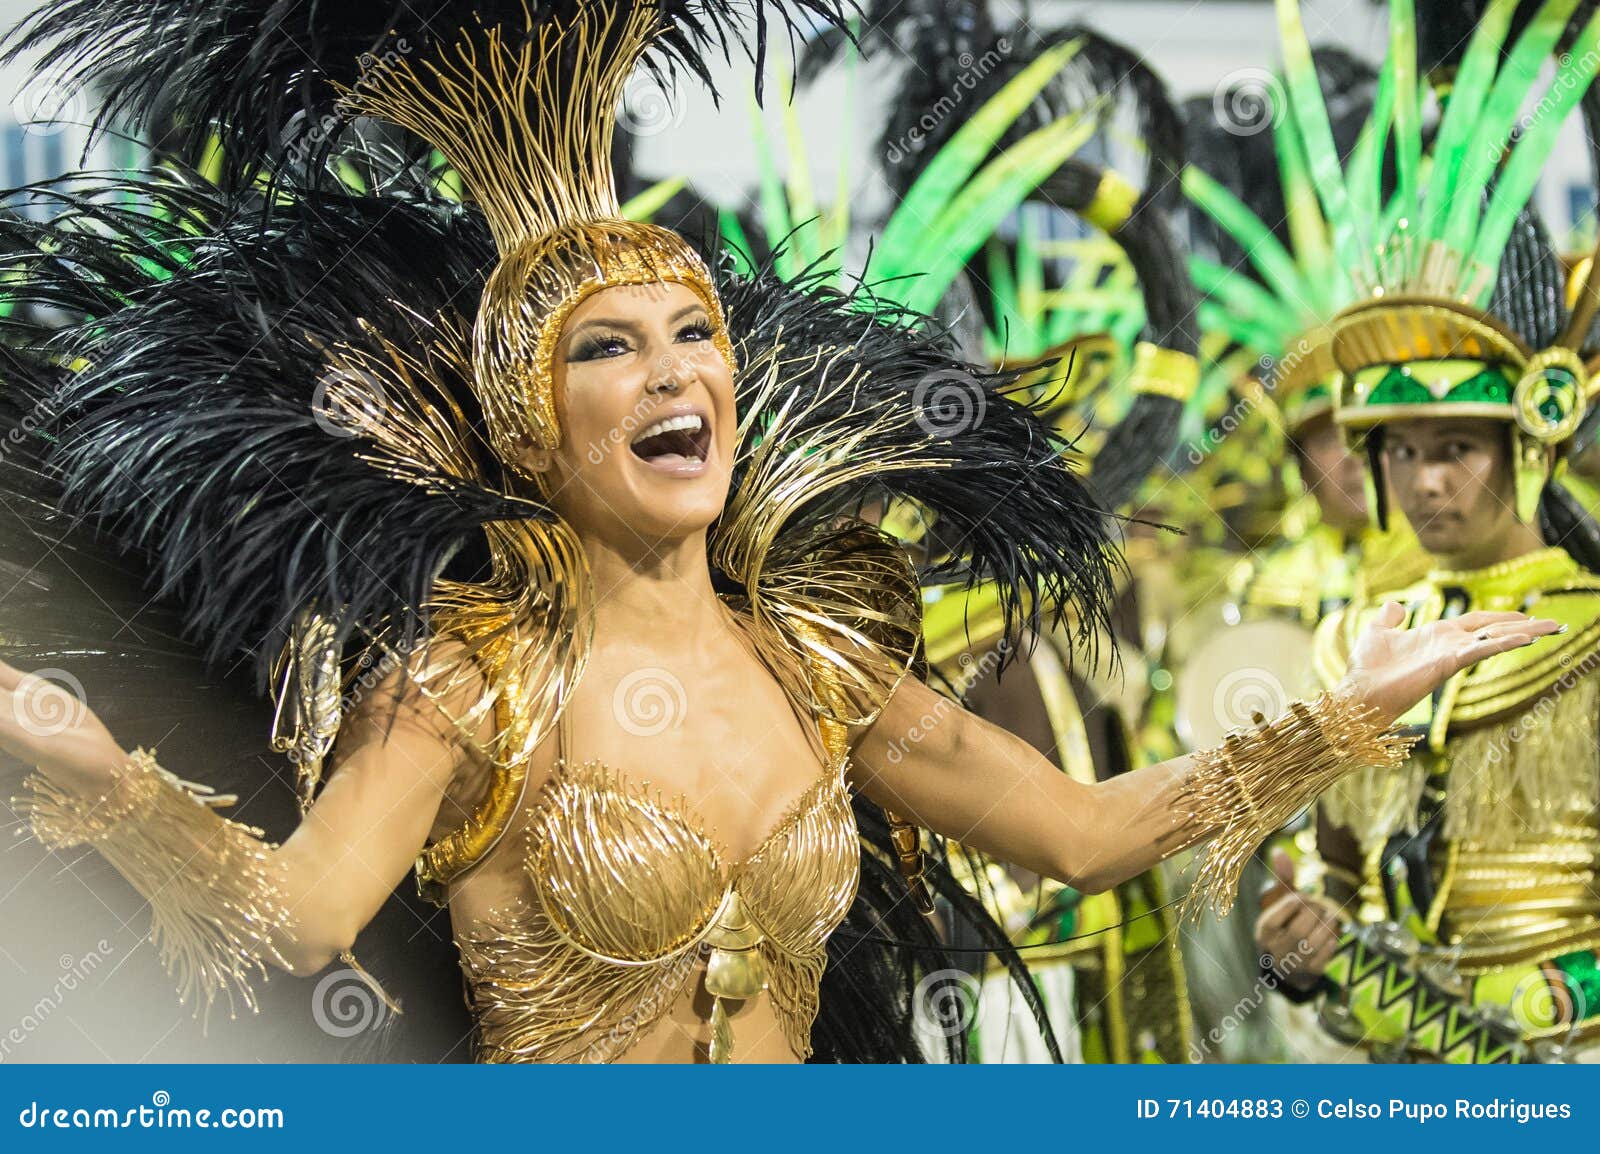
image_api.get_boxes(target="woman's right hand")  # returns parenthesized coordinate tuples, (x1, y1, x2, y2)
(0, 660, 128, 796)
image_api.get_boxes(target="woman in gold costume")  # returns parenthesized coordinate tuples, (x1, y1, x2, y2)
(0, 0, 1560, 1064)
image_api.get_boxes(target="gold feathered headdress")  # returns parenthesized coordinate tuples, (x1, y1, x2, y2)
(339, 1, 741, 462)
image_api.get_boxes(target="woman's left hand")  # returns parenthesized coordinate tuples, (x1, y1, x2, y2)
(1339, 601, 1563, 726)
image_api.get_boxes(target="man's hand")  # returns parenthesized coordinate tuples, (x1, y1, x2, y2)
(1339, 602, 1560, 727)
(1255, 848, 1342, 991)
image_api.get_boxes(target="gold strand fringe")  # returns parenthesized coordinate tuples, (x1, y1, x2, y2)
(1319, 756, 1429, 857)
(1443, 677, 1600, 849)
(1177, 693, 1416, 919)
(13, 749, 294, 1022)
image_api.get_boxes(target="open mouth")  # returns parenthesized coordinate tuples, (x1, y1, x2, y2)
(629, 412, 711, 472)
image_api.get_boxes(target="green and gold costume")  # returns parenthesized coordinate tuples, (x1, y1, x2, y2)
(1315, 548, 1600, 1055)
(1254, 0, 1600, 1063)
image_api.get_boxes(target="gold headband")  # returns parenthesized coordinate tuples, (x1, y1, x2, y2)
(474, 220, 737, 460)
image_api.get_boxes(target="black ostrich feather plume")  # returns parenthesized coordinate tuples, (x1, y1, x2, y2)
(4, 0, 855, 188)
(717, 257, 1120, 660)
(0, 168, 525, 688)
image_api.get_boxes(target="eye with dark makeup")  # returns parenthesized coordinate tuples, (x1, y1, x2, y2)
(675, 317, 714, 344)
(567, 331, 633, 363)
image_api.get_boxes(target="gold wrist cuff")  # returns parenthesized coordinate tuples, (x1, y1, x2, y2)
(1178, 693, 1416, 919)
(14, 749, 295, 1020)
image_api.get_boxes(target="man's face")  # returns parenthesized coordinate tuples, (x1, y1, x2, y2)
(1294, 412, 1367, 534)
(1380, 418, 1517, 561)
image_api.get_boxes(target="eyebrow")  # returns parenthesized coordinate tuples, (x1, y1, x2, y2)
(563, 303, 709, 343)
(565, 316, 641, 339)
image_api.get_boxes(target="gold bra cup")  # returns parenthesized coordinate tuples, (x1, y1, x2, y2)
(529, 760, 727, 963)
(461, 752, 858, 1064)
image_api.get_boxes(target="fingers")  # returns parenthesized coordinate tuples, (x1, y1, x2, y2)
(1459, 633, 1539, 665)
(1375, 600, 1405, 629)
(1302, 931, 1342, 974)
(1452, 610, 1535, 631)
(0, 660, 28, 692)
(1258, 891, 1305, 932)
(1283, 904, 1327, 947)
(1452, 612, 1562, 638)
(1474, 618, 1561, 641)
(1258, 898, 1341, 981)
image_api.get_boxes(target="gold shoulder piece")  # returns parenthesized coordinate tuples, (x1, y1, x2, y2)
(1447, 558, 1600, 723)
(14, 751, 293, 1021)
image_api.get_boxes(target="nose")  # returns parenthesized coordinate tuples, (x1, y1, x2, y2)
(646, 351, 687, 395)
(1414, 460, 1451, 498)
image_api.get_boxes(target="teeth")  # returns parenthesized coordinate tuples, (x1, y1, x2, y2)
(632, 413, 704, 444)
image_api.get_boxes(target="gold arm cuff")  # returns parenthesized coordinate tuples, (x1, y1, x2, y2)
(1083, 169, 1140, 233)
(1129, 342, 1200, 403)
(13, 749, 294, 1020)
(1178, 693, 1416, 919)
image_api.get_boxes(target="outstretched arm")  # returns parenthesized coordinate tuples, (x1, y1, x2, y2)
(851, 673, 1195, 893)
(850, 605, 1559, 898)
(0, 651, 477, 1011)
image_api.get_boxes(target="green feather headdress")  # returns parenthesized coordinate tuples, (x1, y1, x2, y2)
(1308, 0, 1600, 524)
(1184, 136, 1343, 434)
(1182, 27, 1386, 435)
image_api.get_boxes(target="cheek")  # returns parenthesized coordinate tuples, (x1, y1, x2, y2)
(553, 367, 635, 466)
(706, 362, 738, 453)
(1470, 453, 1511, 504)
(1382, 454, 1412, 491)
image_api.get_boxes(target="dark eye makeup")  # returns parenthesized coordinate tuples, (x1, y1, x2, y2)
(568, 331, 633, 362)
(566, 316, 714, 363)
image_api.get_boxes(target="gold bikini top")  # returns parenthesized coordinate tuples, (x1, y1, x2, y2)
(442, 675, 860, 1064)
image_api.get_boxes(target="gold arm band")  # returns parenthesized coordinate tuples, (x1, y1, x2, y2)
(1129, 342, 1201, 403)
(1083, 169, 1140, 233)
(1177, 693, 1416, 919)
(13, 749, 294, 1021)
